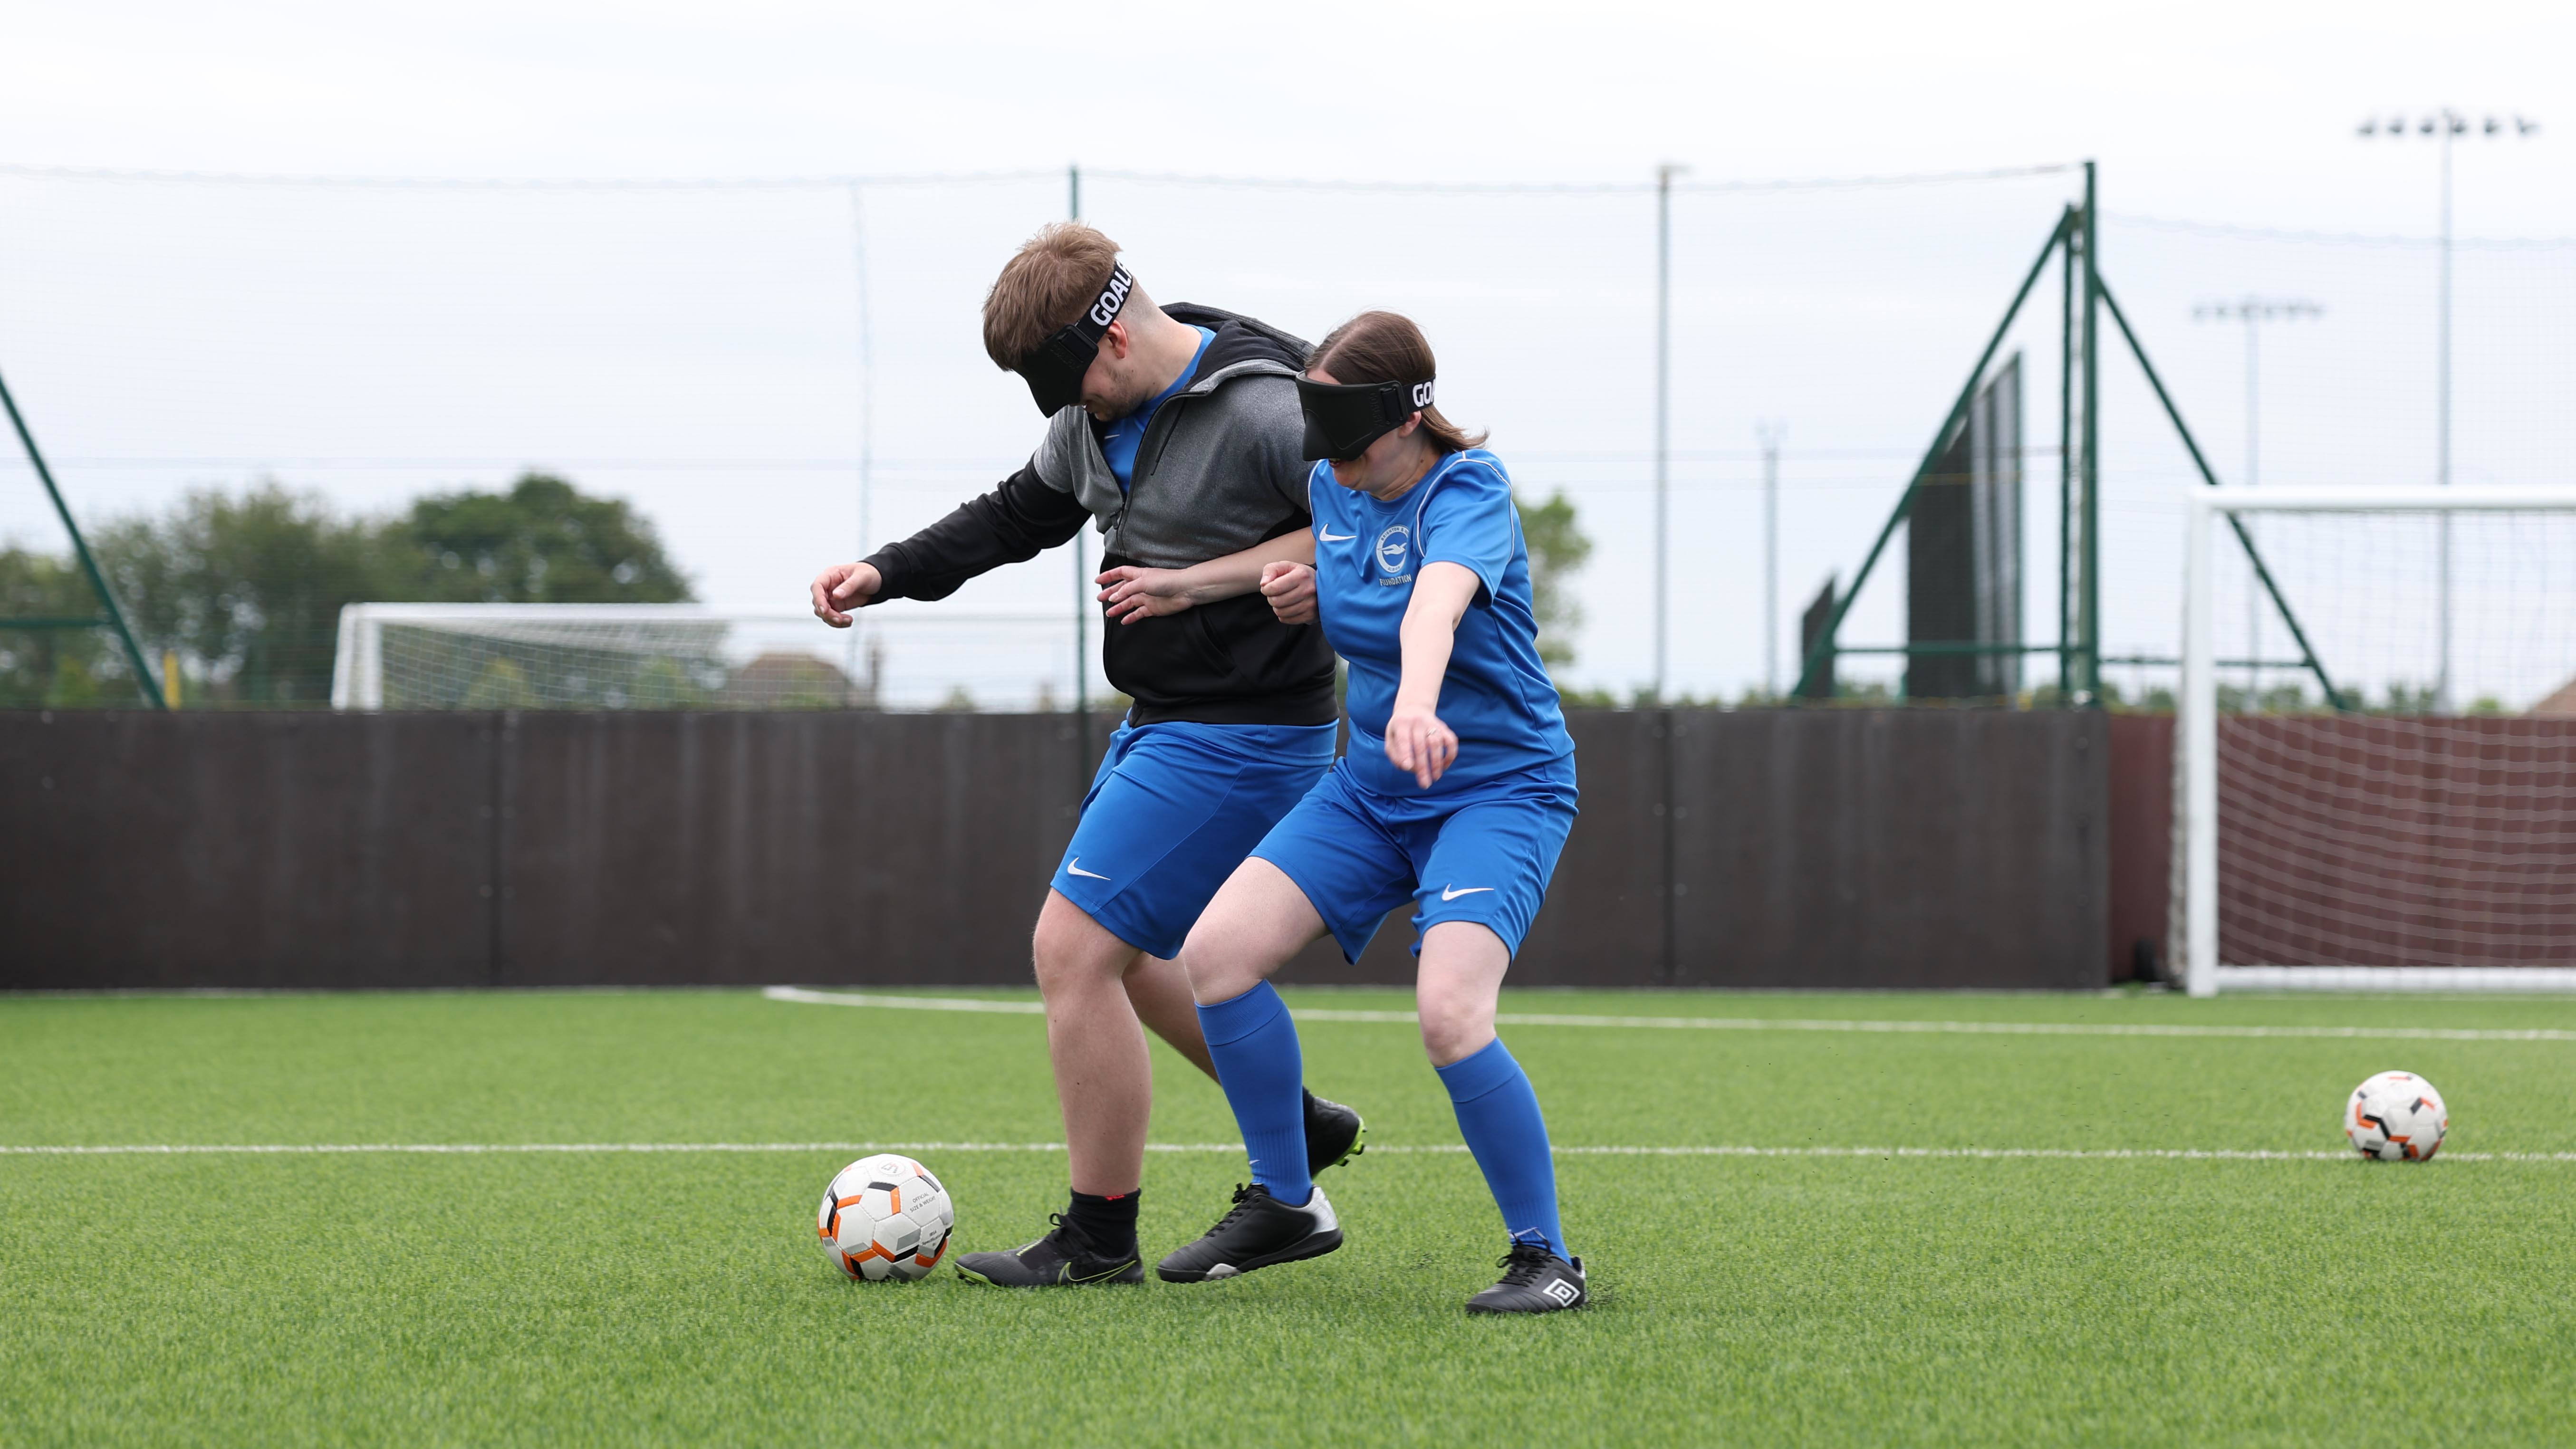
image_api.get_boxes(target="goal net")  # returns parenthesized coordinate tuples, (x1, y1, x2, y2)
(331, 604, 1100, 713)
(2176, 485, 2576, 993)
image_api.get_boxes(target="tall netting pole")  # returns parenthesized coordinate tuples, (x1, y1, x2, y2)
(0, 361, 164, 709)
(2078, 160, 2101, 704)
(2057, 210, 2074, 699)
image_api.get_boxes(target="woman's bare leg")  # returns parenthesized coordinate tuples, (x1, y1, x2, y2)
(1182, 858, 1327, 1005)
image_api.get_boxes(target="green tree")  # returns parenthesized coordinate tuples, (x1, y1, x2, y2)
(92, 483, 387, 705)
(0, 547, 120, 706)
(46, 471, 689, 708)
(386, 472, 691, 604)
(1516, 490, 1592, 669)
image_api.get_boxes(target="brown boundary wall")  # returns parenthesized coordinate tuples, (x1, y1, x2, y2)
(2107, 713, 2174, 983)
(1, 709, 2109, 991)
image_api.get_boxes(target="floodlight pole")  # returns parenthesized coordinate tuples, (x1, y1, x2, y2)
(1652, 163, 1682, 702)
(2358, 109, 2540, 710)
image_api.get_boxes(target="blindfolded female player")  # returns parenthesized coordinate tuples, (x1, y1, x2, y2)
(1155, 310, 1586, 1313)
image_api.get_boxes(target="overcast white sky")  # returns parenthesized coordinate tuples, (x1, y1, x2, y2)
(9, 0, 2566, 228)
(3, 0, 2570, 701)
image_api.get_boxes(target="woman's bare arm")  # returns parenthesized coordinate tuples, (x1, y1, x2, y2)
(1097, 530, 1319, 624)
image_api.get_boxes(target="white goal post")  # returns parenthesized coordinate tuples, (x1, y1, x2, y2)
(2180, 484, 2576, 996)
(330, 602, 1103, 713)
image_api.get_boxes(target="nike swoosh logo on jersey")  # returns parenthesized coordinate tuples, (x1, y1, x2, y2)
(1317, 529, 1356, 542)
(1441, 885, 1495, 901)
(1067, 859, 1111, 880)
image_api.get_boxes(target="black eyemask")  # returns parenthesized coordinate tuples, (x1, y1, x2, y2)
(1014, 262, 1135, 416)
(1296, 375, 1435, 461)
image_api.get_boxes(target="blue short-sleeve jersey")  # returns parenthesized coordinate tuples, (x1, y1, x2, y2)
(1101, 326, 1214, 492)
(1309, 448, 1574, 796)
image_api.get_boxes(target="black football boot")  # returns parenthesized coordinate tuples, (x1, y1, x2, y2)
(953, 1214, 1144, 1287)
(1155, 1183, 1343, 1283)
(1305, 1089, 1367, 1178)
(1464, 1242, 1588, 1314)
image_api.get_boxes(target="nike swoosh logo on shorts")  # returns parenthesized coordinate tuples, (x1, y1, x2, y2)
(1067, 859, 1110, 880)
(1441, 885, 1495, 901)
(1317, 529, 1356, 542)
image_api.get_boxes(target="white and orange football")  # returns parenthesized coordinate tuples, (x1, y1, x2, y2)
(2345, 1071, 2448, 1162)
(817, 1153, 956, 1281)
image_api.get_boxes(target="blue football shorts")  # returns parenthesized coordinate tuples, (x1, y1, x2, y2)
(1050, 717, 1339, 960)
(1250, 755, 1579, 964)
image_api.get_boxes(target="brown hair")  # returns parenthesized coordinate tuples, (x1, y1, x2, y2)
(981, 222, 1125, 370)
(1307, 310, 1486, 453)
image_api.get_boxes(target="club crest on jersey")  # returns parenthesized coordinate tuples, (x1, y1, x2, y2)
(1374, 525, 1413, 584)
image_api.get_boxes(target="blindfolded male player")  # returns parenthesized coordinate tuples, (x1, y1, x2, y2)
(808, 223, 1363, 1286)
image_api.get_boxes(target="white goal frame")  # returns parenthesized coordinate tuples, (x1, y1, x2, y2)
(2180, 484, 2576, 996)
(329, 601, 1096, 712)
(331, 604, 735, 710)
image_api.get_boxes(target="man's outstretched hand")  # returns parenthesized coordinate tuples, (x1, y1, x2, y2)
(810, 560, 883, 627)
(1260, 561, 1318, 625)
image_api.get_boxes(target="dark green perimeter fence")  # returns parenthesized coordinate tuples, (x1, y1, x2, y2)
(0, 708, 2175, 992)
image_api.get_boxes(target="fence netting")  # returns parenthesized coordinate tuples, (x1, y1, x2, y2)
(1, 163, 2566, 710)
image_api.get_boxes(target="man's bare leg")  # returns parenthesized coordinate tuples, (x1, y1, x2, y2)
(1121, 954, 1217, 1079)
(1030, 889, 1155, 1196)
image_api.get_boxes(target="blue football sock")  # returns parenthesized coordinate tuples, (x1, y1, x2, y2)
(1195, 981, 1312, 1207)
(1435, 1037, 1566, 1258)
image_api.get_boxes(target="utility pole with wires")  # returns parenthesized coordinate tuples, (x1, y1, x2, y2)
(2356, 108, 2540, 710)
(2192, 296, 2320, 701)
(845, 182, 877, 707)
(1652, 162, 1685, 702)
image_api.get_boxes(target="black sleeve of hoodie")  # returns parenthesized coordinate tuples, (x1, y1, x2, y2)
(859, 460, 1092, 602)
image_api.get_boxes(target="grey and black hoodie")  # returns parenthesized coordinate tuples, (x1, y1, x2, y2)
(860, 305, 1336, 727)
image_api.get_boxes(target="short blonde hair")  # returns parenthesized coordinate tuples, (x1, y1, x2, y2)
(982, 222, 1124, 370)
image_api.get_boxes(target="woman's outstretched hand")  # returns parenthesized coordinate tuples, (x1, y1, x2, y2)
(1096, 566, 1200, 625)
(1260, 561, 1317, 625)
(1383, 703, 1458, 788)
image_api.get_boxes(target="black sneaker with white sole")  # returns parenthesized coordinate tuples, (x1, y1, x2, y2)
(1304, 1089, 1366, 1178)
(1155, 1183, 1343, 1283)
(953, 1215, 1144, 1287)
(1464, 1243, 1588, 1314)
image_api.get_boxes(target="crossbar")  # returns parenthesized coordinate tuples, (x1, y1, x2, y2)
(2191, 484, 2576, 513)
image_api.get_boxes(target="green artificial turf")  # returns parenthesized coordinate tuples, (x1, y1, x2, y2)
(4, 987, 2573, 1446)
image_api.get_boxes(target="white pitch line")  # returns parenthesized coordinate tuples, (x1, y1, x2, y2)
(6, 1142, 2571, 1163)
(759, 985, 2576, 1043)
